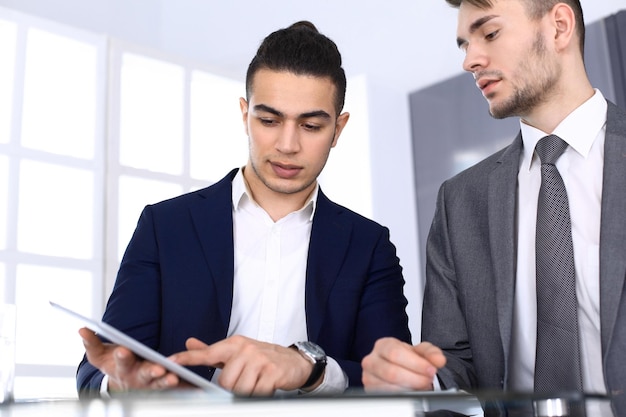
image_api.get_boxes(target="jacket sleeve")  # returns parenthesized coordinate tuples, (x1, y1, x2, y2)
(311, 219, 412, 387)
(421, 181, 477, 390)
(345, 226, 413, 384)
(76, 205, 164, 397)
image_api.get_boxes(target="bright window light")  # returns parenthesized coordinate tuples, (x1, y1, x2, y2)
(1, 8, 105, 402)
(13, 377, 78, 401)
(0, 263, 5, 303)
(0, 19, 17, 145)
(119, 53, 185, 175)
(117, 175, 183, 260)
(15, 264, 92, 366)
(20, 28, 97, 159)
(190, 71, 247, 182)
(0, 155, 7, 250)
(17, 160, 94, 259)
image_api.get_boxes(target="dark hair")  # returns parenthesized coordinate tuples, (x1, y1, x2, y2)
(445, 0, 585, 55)
(245, 21, 347, 115)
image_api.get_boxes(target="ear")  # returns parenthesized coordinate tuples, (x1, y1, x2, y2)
(551, 3, 576, 52)
(239, 97, 249, 136)
(331, 112, 350, 148)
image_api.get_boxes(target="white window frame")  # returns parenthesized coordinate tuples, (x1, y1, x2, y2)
(0, 6, 107, 398)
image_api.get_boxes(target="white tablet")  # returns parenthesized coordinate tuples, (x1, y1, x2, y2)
(50, 300, 230, 396)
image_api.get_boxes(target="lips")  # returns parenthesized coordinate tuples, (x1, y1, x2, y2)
(477, 77, 496, 89)
(476, 77, 500, 96)
(271, 162, 302, 179)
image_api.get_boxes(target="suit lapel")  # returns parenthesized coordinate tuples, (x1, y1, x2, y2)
(488, 134, 523, 381)
(188, 170, 237, 328)
(599, 102, 626, 353)
(305, 190, 352, 341)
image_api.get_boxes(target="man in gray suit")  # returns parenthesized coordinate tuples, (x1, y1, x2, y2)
(362, 0, 626, 416)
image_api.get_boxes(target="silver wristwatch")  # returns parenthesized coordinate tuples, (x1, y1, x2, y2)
(289, 341, 327, 389)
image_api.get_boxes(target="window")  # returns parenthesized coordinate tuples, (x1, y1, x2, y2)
(106, 42, 248, 282)
(0, 18, 17, 145)
(0, 8, 106, 399)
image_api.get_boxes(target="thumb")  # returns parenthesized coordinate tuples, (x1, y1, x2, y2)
(414, 341, 447, 369)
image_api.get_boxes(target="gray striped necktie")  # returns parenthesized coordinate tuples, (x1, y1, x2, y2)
(534, 134, 583, 394)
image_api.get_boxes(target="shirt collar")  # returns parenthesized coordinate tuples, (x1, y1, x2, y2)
(231, 167, 318, 222)
(520, 89, 607, 170)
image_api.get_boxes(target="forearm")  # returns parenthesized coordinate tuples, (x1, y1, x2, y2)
(77, 356, 105, 397)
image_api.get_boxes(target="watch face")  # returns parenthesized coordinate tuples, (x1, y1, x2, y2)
(299, 341, 326, 359)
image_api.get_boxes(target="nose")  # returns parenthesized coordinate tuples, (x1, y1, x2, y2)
(275, 122, 301, 154)
(462, 43, 487, 74)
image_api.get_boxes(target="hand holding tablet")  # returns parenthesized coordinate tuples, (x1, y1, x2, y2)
(50, 301, 230, 396)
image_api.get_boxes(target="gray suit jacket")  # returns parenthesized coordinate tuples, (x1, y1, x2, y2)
(421, 101, 626, 416)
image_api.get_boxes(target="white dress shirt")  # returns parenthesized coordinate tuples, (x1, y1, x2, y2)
(223, 168, 347, 394)
(509, 89, 608, 396)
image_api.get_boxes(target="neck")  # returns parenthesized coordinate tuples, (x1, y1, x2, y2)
(242, 165, 315, 222)
(521, 67, 595, 133)
(521, 84, 595, 133)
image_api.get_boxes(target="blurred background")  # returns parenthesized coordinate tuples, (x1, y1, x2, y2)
(0, 0, 624, 400)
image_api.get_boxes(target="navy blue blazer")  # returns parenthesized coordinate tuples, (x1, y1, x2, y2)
(77, 168, 412, 394)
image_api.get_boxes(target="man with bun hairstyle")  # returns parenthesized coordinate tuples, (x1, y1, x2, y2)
(78, 21, 411, 397)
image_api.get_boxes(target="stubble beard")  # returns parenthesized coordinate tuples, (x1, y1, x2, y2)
(489, 31, 561, 120)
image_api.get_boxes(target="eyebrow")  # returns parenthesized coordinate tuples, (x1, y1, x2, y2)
(456, 14, 499, 48)
(253, 104, 332, 120)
